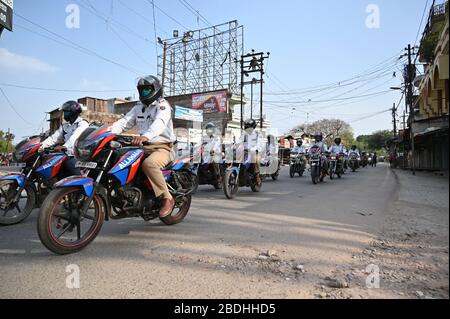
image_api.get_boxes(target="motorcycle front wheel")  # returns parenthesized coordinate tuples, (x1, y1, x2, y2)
(0, 181, 36, 226)
(223, 169, 239, 199)
(311, 166, 319, 184)
(37, 187, 105, 255)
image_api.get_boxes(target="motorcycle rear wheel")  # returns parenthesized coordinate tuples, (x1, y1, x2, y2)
(160, 194, 192, 225)
(0, 181, 36, 226)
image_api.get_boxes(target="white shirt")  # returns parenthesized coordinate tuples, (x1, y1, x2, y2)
(328, 144, 347, 154)
(111, 99, 176, 144)
(291, 145, 306, 154)
(41, 117, 89, 156)
(201, 134, 222, 164)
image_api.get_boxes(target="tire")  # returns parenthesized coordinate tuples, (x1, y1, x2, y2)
(311, 166, 319, 184)
(329, 166, 334, 180)
(0, 181, 36, 226)
(37, 187, 105, 255)
(289, 165, 295, 178)
(191, 174, 199, 194)
(251, 179, 262, 192)
(160, 194, 192, 225)
(271, 171, 279, 181)
(223, 169, 239, 199)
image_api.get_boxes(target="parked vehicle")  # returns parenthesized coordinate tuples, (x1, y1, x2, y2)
(37, 125, 196, 255)
(329, 153, 345, 179)
(309, 145, 327, 184)
(223, 144, 261, 199)
(0, 135, 73, 226)
(289, 149, 307, 178)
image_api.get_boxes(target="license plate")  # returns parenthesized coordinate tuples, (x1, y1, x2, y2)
(75, 161, 97, 169)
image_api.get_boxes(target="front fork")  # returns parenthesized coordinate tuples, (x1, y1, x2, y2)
(12, 155, 40, 203)
(78, 150, 113, 223)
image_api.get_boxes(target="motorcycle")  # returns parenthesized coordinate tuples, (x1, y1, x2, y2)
(223, 144, 261, 199)
(329, 153, 345, 180)
(260, 151, 281, 181)
(192, 144, 225, 191)
(0, 135, 73, 226)
(36, 125, 196, 255)
(309, 146, 327, 184)
(289, 150, 306, 178)
(361, 152, 369, 168)
(348, 152, 360, 172)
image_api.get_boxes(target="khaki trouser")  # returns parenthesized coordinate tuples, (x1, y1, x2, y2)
(141, 144, 174, 199)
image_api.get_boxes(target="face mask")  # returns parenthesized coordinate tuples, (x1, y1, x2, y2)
(206, 129, 214, 136)
(64, 111, 73, 122)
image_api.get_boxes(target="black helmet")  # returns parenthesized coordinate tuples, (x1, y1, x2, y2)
(136, 75, 162, 106)
(314, 133, 323, 142)
(351, 145, 357, 150)
(297, 139, 303, 146)
(335, 137, 342, 145)
(205, 122, 216, 135)
(61, 101, 82, 123)
(244, 118, 257, 130)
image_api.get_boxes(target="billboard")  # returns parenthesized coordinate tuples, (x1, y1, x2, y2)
(192, 90, 227, 114)
(0, 0, 13, 32)
(174, 105, 204, 122)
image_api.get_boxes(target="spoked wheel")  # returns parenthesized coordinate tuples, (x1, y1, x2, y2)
(37, 187, 105, 255)
(0, 181, 36, 226)
(224, 169, 239, 199)
(160, 194, 192, 225)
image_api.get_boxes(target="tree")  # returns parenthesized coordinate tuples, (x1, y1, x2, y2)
(290, 119, 353, 145)
(355, 130, 392, 152)
(0, 130, 15, 153)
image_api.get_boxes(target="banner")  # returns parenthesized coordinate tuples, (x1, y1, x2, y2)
(174, 105, 204, 122)
(0, 0, 13, 31)
(192, 90, 227, 113)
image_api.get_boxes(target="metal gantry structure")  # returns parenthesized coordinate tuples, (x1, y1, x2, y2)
(157, 20, 244, 97)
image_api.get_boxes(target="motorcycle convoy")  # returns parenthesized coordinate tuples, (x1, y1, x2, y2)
(0, 77, 372, 255)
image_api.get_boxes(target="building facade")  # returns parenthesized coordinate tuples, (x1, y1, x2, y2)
(409, 1, 449, 171)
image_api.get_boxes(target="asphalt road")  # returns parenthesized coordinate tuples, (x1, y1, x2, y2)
(0, 163, 397, 298)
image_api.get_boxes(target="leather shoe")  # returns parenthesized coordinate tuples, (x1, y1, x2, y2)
(159, 196, 175, 218)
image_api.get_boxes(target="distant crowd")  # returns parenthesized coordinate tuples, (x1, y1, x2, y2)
(0, 154, 13, 166)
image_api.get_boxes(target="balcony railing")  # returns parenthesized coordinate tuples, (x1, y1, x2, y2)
(423, 1, 448, 37)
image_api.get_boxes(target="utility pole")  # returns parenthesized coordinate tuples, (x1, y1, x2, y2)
(239, 50, 270, 130)
(405, 44, 416, 175)
(392, 103, 397, 136)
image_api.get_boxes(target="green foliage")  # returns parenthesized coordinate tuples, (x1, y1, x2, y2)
(419, 21, 445, 63)
(355, 130, 392, 152)
(0, 130, 15, 153)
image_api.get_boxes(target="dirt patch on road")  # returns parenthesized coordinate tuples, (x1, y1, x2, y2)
(317, 171, 449, 299)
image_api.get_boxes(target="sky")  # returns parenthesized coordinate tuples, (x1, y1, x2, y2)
(0, 0, 434, 142)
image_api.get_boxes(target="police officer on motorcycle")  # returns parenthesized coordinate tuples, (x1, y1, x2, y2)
(240, 119, 263, 186)
(202, 122, 222, 181)
(111, 75, 177, 218)
(40, 100, 89, 176)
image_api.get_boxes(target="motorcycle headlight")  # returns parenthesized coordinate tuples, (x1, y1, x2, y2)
(358, 157, 361, 161)
(331, 156, 336, 160)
